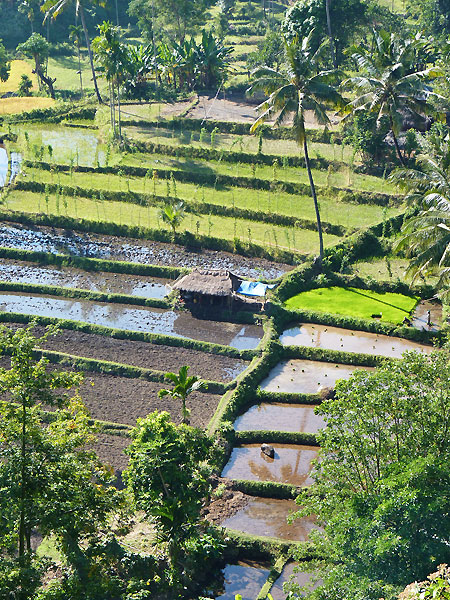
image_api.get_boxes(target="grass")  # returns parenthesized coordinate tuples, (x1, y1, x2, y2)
(3, 189, 341, 254)
(0, 96, 55, 115)
(26, 166, 403, 230)
(123, 125, 357, 163)
(284, 286, 419, 324)
(0, 60, 39, 95)
(352, 257, 439, 286)
(122, 150, 397, 195)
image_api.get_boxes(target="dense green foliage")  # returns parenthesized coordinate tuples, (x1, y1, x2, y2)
(292, 350, 450, 599)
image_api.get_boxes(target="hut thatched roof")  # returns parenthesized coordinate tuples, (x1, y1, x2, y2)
(172, 269, 241, 297)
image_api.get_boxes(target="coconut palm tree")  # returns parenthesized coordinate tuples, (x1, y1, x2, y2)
(249, 32, 343, 263)
(390, 126, 450, 296)
(42, 0, 104, 103)
(159, 201, 186, 236)
(69, 24, 84, 96)
(158, 366, 203, 425)
(342, 30, 442, 167)
(92, 21, 126, 139)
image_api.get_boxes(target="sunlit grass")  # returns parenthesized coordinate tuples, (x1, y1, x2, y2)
(4, 189, 341, 255)
(26, 166, 403, 230)
(285, 286, 419, 324)
(0, 96, 55, 115)
(0, 60, 38, 95)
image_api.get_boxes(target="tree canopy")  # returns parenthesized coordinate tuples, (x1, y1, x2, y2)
(292, 349, 450, 600)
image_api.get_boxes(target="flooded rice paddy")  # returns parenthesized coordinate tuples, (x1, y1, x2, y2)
(0, 259, 171, 299)
(221, 443, 318, 486)
(412, 300, 443, 331)
(0, 293, 263, 349)
(270, 562, 320, 599)
(260, 359, 372, 394)
(280, 323, 432, 357)
(234, 402, 325, 433)
(0, 223, 290, 279)
(213, 562, 270, 600)
(221, 497, 317, 541)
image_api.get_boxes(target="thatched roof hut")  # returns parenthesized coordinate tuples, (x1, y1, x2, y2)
(172, 269, 242, 298)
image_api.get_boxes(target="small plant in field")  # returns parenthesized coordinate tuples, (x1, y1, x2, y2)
(199, 127, 207, 143)
(385, 257, 393, 278)
(272, 159, 279, 181)
(47, 144, 53, 159)
(258, 129, 263, 154)
(171, 172, 177, 198)
(44, 184, 49, 213)
(210, 127, 219, 147)
(158, 366, 204, 425)
(196, 220, 200, 237)
(152, 169, 158, 195)
(213, 483, 226, 499)
(159, 200, 185, 236)
(282, 156, 289, 169)
(251, 163, 256, 178)
(17, 74, 33, 97)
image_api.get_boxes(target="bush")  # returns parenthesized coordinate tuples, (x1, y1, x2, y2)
(17, 74, 33, 97)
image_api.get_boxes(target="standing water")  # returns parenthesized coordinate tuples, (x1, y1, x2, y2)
(234, 403, 325, 433)
(212, 562, 270, 600)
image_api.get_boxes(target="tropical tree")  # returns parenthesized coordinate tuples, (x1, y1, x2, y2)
(41, 0, 104, 103)
(249, 32, 343, 263)
(158, 365, 203, 425)
(92, 21, 126, 139)
(69, 23, 84, 95)
(0, 39, 10, 83)
(281, 0, 367, 66)
(390, 125, 450, 295)
(196, 30, 233, 89)
(125, 411, 213, 570)
(127, 0, 215, 44)
(0, 324, 124, 595)
(159, 200, 186, 236)
(291, 349, 450, 599)
(342, 30, 443, 167)
(17, 33, 56, 98)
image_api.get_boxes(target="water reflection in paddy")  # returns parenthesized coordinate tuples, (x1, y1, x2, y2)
(0, 260, 171, 299)
(280, 323, 432, 357)
(0, 293, 262, 349)
(213, 562, 270, 600)
(260, 360, 371, 394)
(221, 497, 317, 541)
(412, 300, 442, 332)
(270, 562, 321, 600)
(222, 444, 318, 486)
(234, 403, 325, 433)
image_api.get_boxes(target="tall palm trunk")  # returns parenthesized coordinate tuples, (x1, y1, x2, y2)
(304, 137, 324, 262)
(325, 0, 337, 68)
(79, 4, 102, 103)
(77, 40, 83, 95)
(18, 400, 27, 557)
(389, 114, 406, 166)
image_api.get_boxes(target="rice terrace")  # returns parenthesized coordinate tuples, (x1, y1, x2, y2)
(0, 0, 449, 599)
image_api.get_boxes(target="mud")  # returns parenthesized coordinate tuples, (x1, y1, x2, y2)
(280, 323, 433, 358)
(221, 444, 318, 486)
(259, 359, 372, 394)
(16, 325, 249, 382)
(0, 259, 171, 299)
(220, 497, 317, 541)
(0, 222, 291, 279)
(234, 403, 325, 433)
(0, 292, 263, 349)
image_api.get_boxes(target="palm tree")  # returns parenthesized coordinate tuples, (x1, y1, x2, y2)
(342, 30, 442, 167)
(92, 21, 125, 139)
(249, 32, 343, 263)
(158, 366, 203, 425)
(69, 24, 84, 96)
(159, 201, 186, 236)
(390, 126, 450, 296)
(42, 0, 104, 103)
(325, 0, 337, 69)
